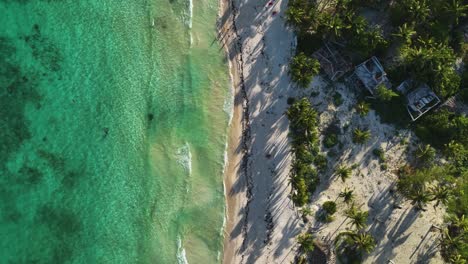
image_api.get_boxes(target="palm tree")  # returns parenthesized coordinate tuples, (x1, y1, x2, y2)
(448, 214, 468, 233)
(407, 0, 430, 23)
(444, 0, 468, 25)
(297, 232, 315, 253)
(392, 23, 416, 44)
(339, 187, 355, 204)
(352, 128, 371, 144)
(440, 228, 464, 257)
(335, 230, 376, 254)
(408, 187, 431, 210)
(351, 232, 376, 254)
(355, 101, 370, 116)
(415, 144, 436, 165)
(289, 53, 320, 88)
(429, 184, 451, 207)
(375, 84, 399, 101)
(346, 209, 369, 230)
(449, 253, 467, 264)
(336, 165, 352, 182)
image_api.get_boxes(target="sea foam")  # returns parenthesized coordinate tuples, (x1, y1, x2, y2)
(177, 237, 189, 264)
(176, 142, 192, 176)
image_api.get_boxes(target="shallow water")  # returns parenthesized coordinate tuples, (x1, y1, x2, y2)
(0, 0, 230, 263)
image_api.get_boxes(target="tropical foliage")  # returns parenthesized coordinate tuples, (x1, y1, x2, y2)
(287, 98, 320, 206)
(345, 204, 369, 230)
(355, 101, 370, 116)
(297, 232, 315, 253)
(375, 84, 399, 101)
(284, 0, 468, 261)
(339, 187, 355, 204)
(336, 165, 352, 182)
(335, 230, 376, 262)
(319, 201, 337, 222)
(289, 52, 320, 88)
(415, 144, 436, 166)
(352, 128, 371, 144)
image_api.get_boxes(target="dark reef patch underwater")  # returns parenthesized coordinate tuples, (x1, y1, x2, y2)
(1, 0, 230, 263)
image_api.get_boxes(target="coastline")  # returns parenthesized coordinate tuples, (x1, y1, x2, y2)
(217, 0, 301, 262)
(217, 0, 247, 261)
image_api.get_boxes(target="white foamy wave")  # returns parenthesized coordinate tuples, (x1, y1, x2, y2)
(176, 142, 192, 176)
(223, 89, 234, 126)
(188, 0, 193, 29)
(182, 0, 193, 29)
(177, 236, 189, 264)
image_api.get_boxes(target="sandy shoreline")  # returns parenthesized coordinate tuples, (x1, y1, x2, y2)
(218, 0, 301, 262)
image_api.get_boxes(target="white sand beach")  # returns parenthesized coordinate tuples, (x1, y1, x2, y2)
(218, 0, 446, 263)
(219, 0, 301, 262)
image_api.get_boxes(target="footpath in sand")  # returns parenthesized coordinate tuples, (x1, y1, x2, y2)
(218, 0, 301, 263)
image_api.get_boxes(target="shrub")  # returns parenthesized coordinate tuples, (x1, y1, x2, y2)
(380, 163, 388, 170)
(319, 201, 337, 222)
(333, 92, 343, 106)
(297, 232, 315, 253)
(323, 201, 336, 214)
(324, 133, 338, 148)
(372, 148, 386, 162)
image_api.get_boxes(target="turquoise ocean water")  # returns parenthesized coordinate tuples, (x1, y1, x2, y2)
(0, 0, 230, 263)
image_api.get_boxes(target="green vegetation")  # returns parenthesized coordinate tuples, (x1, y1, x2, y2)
(289, 52, 320, 88)
(352, 128, 371, 144)
(287, 98, 320, 206)
(375, 84, 399, 101)
(314, 153, 328, 171)
(336, 165, 352, 182)
(318, 201, 337, 222)
(398, 39, 461, 98)
(345, 204, 369, 230)
(415, 144, 436, 166)
(339, 187, 355, 205)
(333, 91, 343, 106)
(285, 0, 468, 261)
(323, 201, 337, 215)
(415, 110, 468, 149)
(335, 230, 376, 263)
(372, 148, 386, 163)
(335, 202, 375, 262)
(324, 133, 338, 148)
(297, 232, 315, 253)
(355, 101, 370, 116)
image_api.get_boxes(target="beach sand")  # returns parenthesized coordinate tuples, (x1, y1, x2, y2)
(218, 0, 301, 263)
(218, 0, 446, 263)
